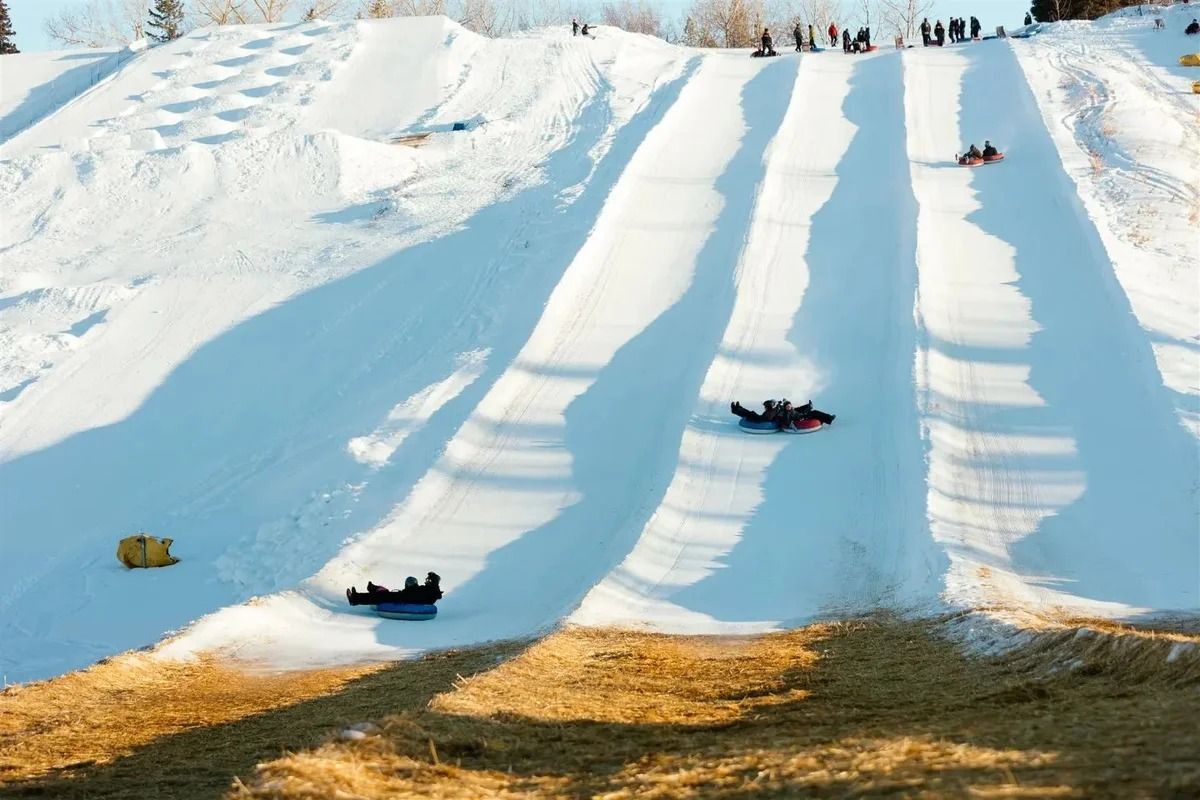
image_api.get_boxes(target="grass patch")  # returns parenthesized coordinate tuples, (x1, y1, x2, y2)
(232, 618, 1200, 799)
(0, 643, 523, 799)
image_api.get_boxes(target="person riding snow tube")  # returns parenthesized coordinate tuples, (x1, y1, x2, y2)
(958, 144, 984, 166)
(347, 572, 443, 606)
(981, 140, 1004, 162)
(731, 399, 835, 432)
(1186, 19, 1200, 36)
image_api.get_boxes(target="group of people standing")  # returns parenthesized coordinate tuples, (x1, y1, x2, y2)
(790, 22, 819, 52)
(842, 25, 872, 53)
(921, 16, 981, 47)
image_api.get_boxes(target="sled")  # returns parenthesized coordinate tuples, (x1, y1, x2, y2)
(1179, 53, 1200, 67)
(389, 132, 433, 148)
(751, 49, 780, 58)
(376, 602, 438, 621)
(738, 418, 823, 435)
(116, 533, 179, 568)
(958, 156, 984, 167)
(982, 153, 1005, 163)
(1193, 80, 1200, 94)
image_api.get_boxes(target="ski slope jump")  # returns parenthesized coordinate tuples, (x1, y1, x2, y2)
(0, 12, 1195, 683)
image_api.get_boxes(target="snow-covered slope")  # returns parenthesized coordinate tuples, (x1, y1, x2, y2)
(1, 14, 1195, 683)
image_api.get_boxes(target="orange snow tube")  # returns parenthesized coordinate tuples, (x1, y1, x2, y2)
(958, 155, 984, 167)
(983, 152, 1005, 163)
(1179, 53, 1200, 66)
(1192, 80, 1200, 94)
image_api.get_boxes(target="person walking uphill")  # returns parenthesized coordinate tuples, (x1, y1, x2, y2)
(920, 17, 931, 46)
(829, 21, 838, 47)
(794, 22, 803, 51)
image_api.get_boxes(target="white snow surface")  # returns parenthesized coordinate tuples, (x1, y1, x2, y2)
(0, 14, 1196, 683)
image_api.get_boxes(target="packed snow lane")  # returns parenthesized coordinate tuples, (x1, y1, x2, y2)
(1011, 11, 1200, 436)
(164, 54, 795, 669)
(905, 44, 1198, 618)
(574, 52, 945, 632)
(0, 22, 691, 683)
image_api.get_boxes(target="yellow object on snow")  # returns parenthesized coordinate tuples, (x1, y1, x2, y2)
(1193, 80, 1200, 94)
(1179, 54, 1200, 67)
(116, 533, 179, 568)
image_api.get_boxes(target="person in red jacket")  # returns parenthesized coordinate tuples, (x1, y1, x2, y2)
(828, 22, 838, 48)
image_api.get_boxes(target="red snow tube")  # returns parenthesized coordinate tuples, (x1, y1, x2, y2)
(958, 156, 984, 167)
(983, 152, 1005, 163)
(785, 418, 823, 434)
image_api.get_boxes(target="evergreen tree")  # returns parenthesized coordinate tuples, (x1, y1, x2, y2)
(0, 0, 18, 55)
(147, 0, 185, 43)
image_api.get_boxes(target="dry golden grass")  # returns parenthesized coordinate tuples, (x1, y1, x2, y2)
(0, 643, 523, 799)
(231, 618, 1200, 799)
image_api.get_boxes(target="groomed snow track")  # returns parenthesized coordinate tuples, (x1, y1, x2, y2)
(0, 14, 1195, 682)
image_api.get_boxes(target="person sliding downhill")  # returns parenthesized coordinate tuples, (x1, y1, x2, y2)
(982, 140, 999, 158)
(1187, 19, 1200, 35)
(964, 144, 983, 160)
(347, 573, 443, 606)
(731, 399, 836, 429)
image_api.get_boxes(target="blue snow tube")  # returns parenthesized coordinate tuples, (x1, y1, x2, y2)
(375, 603, 438, 621)
(738, 418, 780, 434)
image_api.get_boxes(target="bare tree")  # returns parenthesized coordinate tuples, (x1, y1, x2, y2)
(302, 0, 346, 19)
(393, 0, 446, 14)
(601, 0, 662, 36)
(44, 0, 145, 47)
(250, 0, 293, 21)
(685, 0, 764, 48)
(195, 0, 249, 24)
(879, 0, 931, 41)
(458, 0, 498, 33)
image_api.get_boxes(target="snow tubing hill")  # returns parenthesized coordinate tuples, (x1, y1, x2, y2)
(738, 418, 823, 434)
(375, 603, 438, 621)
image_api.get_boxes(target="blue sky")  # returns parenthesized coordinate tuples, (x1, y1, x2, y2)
(6, 0, 1034, 53)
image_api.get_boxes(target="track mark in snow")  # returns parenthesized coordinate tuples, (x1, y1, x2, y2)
(348, 349, 489, 469)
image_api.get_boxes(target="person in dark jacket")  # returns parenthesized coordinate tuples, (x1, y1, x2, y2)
(982, 140, 999, 157)
(963, 143, 983, 159)
(970, 16, 981, 39)
(761, 28, 775, 55)
(951, 17, 960, 42)
(1187, 19, 1200, 35)
(864, 25, 871, 48)
(348, 572, 443, 606)
(581, 23, 590, 36)
(934, 20, 945, 46)
(794, 23, 803, 51)
(572, 18, 579, 36)
(920, 17, 931, 46)
(775, 399, 836, 428)
(842, 28, 851, 53)
(731, 399, 781, 423)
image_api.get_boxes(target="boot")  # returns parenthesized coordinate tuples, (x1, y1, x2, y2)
(367, 581, 381, 593)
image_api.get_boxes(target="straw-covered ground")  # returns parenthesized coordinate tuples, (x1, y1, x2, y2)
(2, 615, 1197, 799)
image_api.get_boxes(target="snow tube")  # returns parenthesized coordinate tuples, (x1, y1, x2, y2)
(958, 156, 984, 167)
(375, 603, 438, 621)
(982, 153, 1005, 163)
(1192, 80, 1200, 94)
(737, 418, 823, 434)
(1179, 54, 1200, 67)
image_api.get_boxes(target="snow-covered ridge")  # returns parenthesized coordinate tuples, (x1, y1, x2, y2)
(1, 15, 1195, 684)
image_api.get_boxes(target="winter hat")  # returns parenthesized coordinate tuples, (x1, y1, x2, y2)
(405, 576, 419, 589)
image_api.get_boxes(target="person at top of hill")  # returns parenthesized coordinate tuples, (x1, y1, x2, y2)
(1187, 19, 1200, 35)
(761, 28, 774, 54)
(982, 141, 999, 158)
(842, 28, 851, 52)
(934, 19, 945, 46)
(921, 17, 931, 46)
(794, 23, 803, 51)
(581, 22, 590, 36)
(809, 23, 817, 49)
(572, 18, 578, 36)
(1024, 12, 1032, 26)
(347, 573, 443, 606)
(970, 16, 981, 39)
(829, 21, 838, 47)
